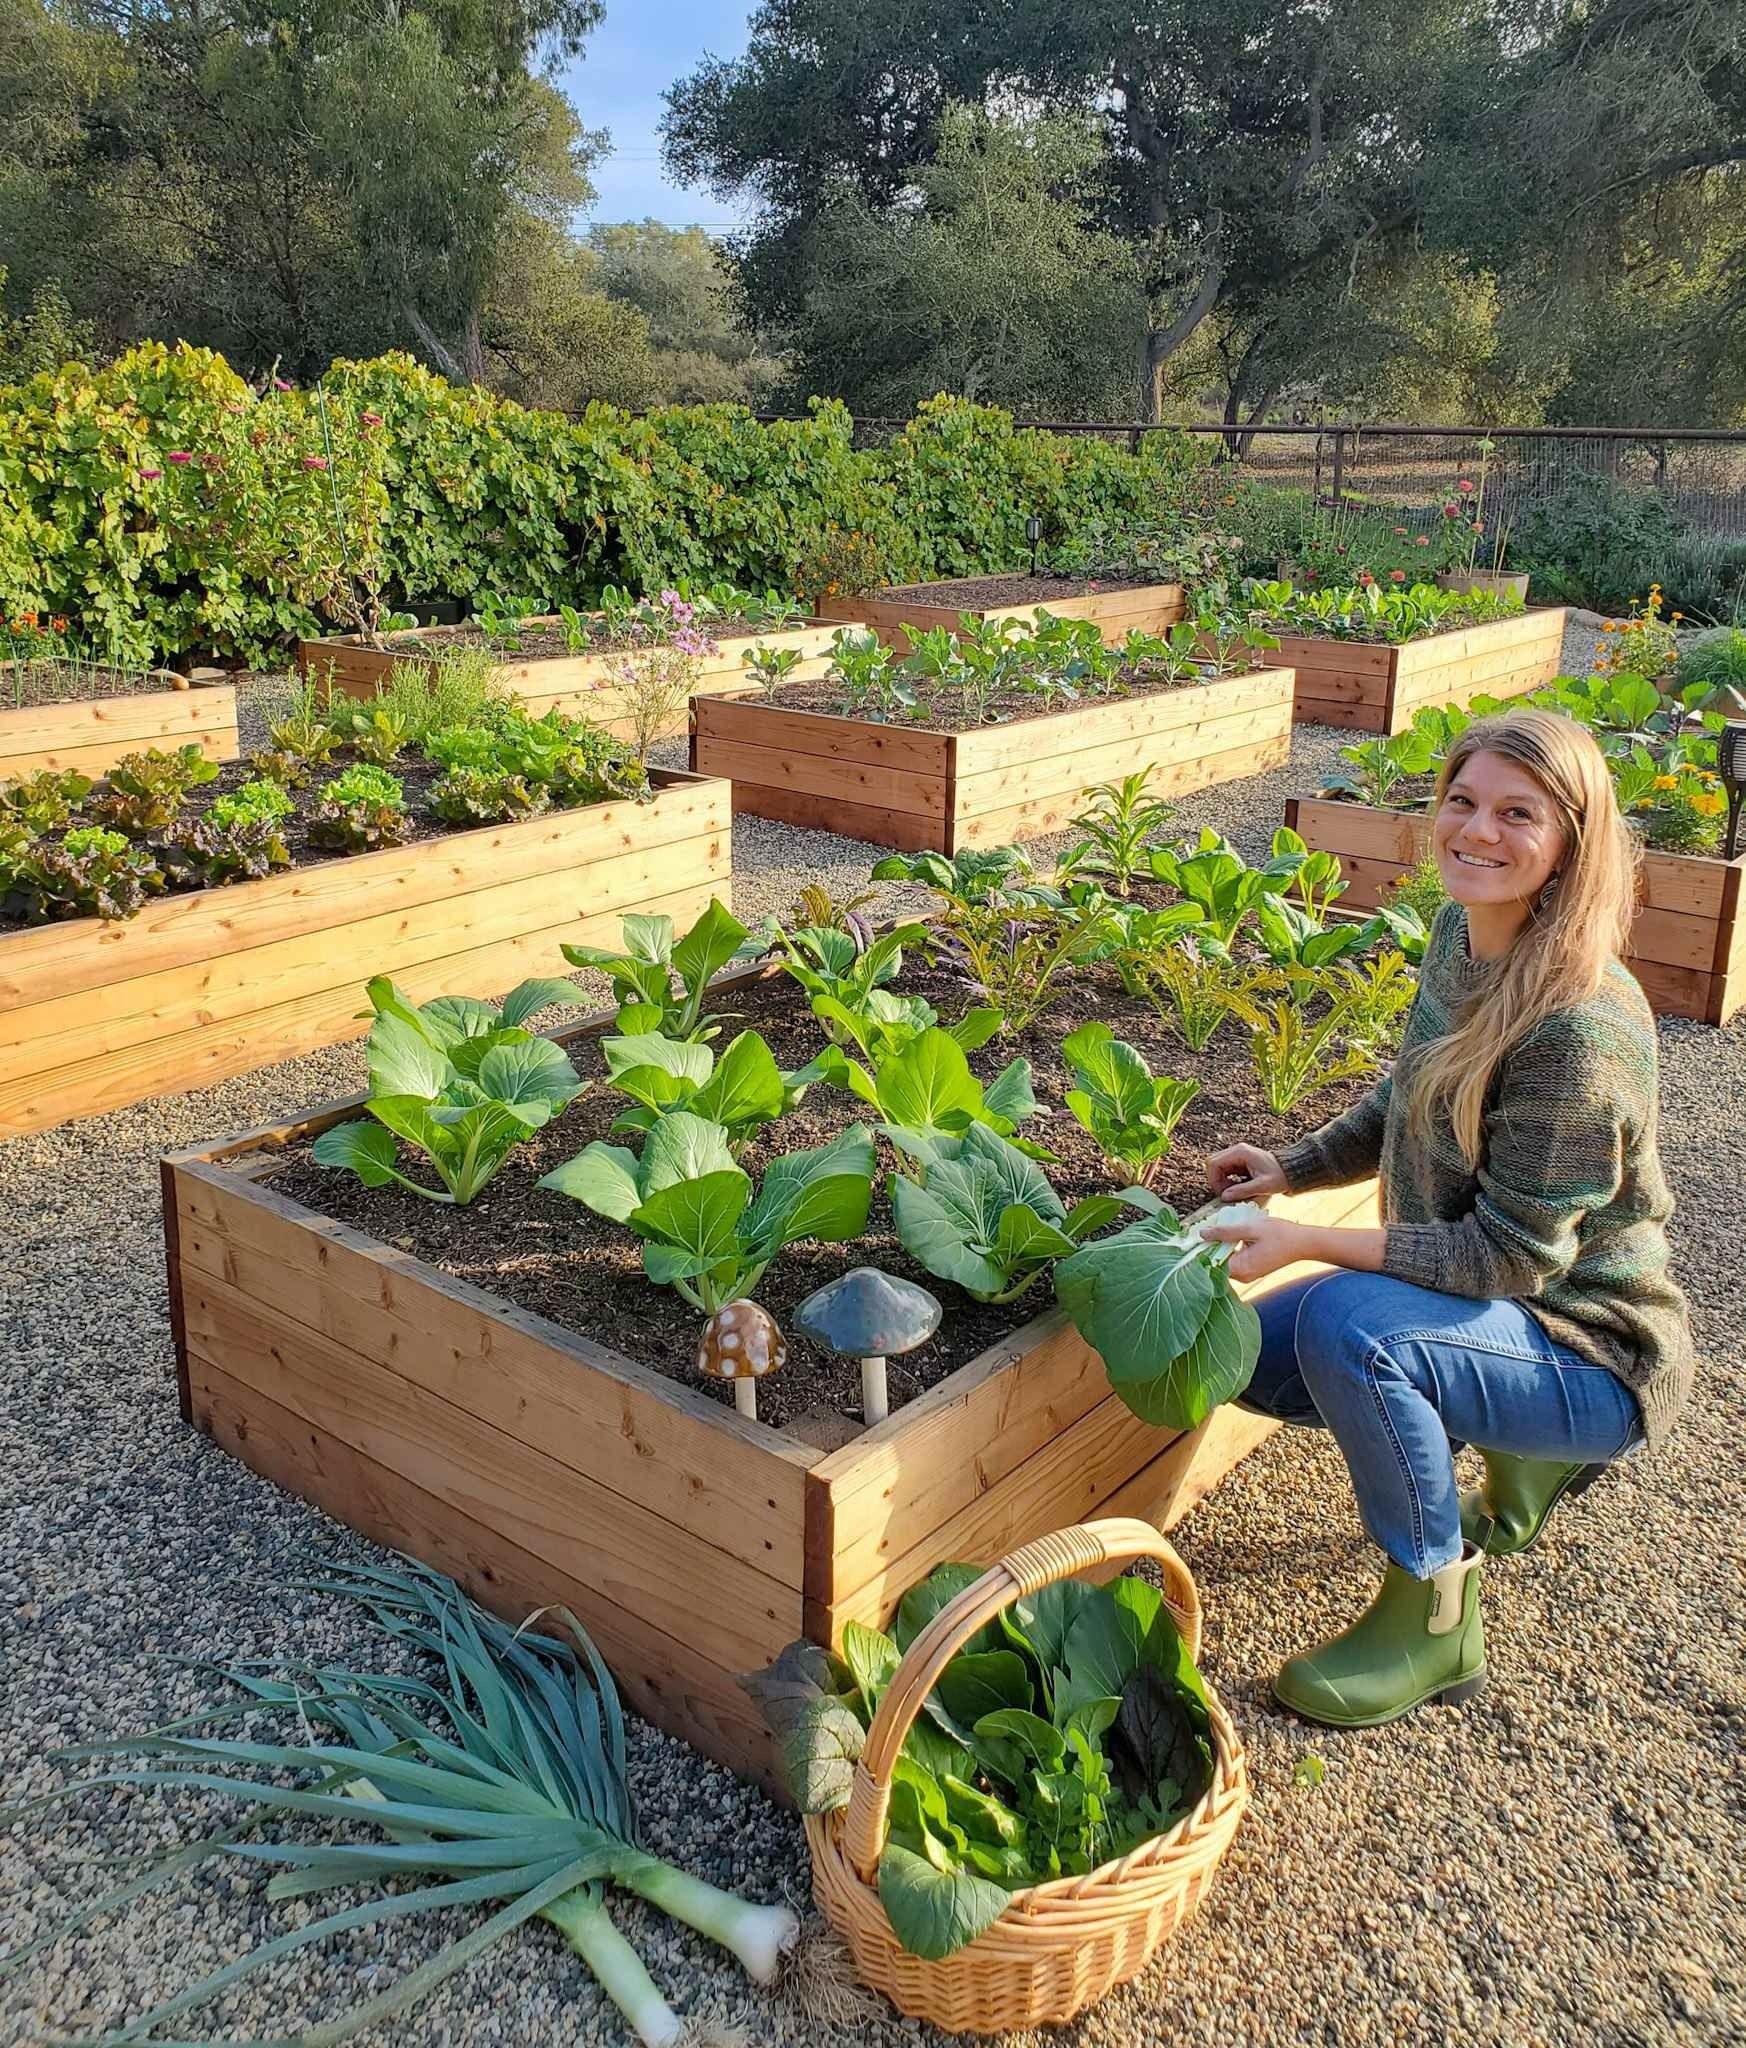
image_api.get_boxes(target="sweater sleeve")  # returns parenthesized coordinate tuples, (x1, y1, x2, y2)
(1278, 1074, 1393, 1193)
(1380, 1023, 1630, 1300)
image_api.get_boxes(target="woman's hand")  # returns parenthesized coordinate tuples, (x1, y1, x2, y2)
(1200, 1210, 1306, 1284)
(1205, 1142, 1288, 1201)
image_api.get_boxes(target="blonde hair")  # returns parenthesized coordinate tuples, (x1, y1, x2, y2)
(1408, 711, 1639, 1166)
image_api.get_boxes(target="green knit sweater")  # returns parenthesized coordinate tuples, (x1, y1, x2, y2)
(1277, 904, 1694, 1447)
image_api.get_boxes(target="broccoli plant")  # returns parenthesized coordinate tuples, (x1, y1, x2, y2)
(1060, 1024, 1200, 1189)
(312, 975, 585, 1203)
(540, 1112, 876, 1312)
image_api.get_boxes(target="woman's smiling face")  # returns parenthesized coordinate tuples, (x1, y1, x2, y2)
(1433, 747, 1569, 912)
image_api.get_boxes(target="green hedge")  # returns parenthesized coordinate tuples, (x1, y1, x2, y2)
(1, 348, 1208, 665)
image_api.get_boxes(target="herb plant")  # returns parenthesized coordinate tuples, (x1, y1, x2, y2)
(313, 975, 585, 1203)
(1061, 1024, 1200, 1188)
(540, 1112, 876, 1313)
(745, 1557, 1213, 1961)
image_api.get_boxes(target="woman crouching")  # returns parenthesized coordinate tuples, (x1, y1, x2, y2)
(1203, 710, 1693, 1727)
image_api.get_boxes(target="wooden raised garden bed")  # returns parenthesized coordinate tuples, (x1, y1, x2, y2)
(818, 576, 1186, 655)
(297, 619, 842, 745)
(0, 674, 237, 784)
(0, 769, 730, 1138)
(1273, 606, 1567, 733)
(691, 666, 1297, 853)
(1284, 794, 1746, 1025)
(164, 987, 1380, 1795)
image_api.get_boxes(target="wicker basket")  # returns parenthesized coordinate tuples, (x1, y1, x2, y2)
(804, 1517, 1250, 2034)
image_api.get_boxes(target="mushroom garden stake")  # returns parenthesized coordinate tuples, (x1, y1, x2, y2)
(792, 1266, 941, 1428)
(696, 1299, 787, 1419)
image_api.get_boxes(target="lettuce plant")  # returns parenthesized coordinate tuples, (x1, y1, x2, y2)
(563, 899, 758, 1042)
(208, 777, 295, 832)
(156, 812, 290, 887)
(0, 767, 93, 834)
(1061, 1024, 1200, 1188)
(890, 1122, 1145, 1305)
(313, 975, 585, 1203)
(427, 766, 547, 827)
(744, 1557, 1212, 1961)
(2, 825, 164, 922)
(540, 1111, 875, 1313)
(1056, 1200, 1266, 1428)
(310, 761, 410, 849)
(88, 743, 221, 834)
(598, 1028, 830, 1151)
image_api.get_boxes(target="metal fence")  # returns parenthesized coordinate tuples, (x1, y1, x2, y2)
(760, 416, 1746, 541)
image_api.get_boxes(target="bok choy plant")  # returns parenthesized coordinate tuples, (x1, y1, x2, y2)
(599, 1028, 830, 1152)
(816, 1025, 1036, 1162)
(1060, 1023, 1200, 1188)
(890, 1122, 1147, 1305)
(539, 1111, 875, 1311)
(1055, 1200, 1266, 1429)
(1, 1561, 797, 2048)
(743, 1555, 1213, 1963)
(313, 976, 585, 1203)
(563, 899, 760, 1042)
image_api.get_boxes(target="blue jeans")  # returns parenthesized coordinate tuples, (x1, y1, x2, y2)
(1239, 1272, 1644, 1579)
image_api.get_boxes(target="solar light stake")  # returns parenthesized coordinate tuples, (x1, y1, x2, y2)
(1026, 514, 1043, 575)
(1721, 724, 1746, 863)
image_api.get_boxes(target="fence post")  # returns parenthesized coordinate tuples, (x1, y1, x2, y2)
(1330, 428, 1348, 505)
(1128, 426, 1143, 457)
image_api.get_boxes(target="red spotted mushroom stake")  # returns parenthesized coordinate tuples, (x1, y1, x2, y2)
(695, 1299, 787, 1419)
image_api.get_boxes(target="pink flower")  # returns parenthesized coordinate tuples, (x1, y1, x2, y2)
(1457, 479, 1474, 493)
(361, 411, 383, 427)
(166, 451, 192, 465)
(1389, 569, 1406, 582)
(1443, 501, 1459, 517)
(1392, 526, 1407, 536)
(273, 378, 293, 392)
(1414, 535, 1430, 546)
(139, 468, 162, 481)
(302, 456, 329, 470)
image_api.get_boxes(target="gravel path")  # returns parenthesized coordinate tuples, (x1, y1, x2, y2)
(3, 647, 1739, 2048)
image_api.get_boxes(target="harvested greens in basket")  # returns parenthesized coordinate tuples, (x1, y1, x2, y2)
(742, 1563, 1214, 1961)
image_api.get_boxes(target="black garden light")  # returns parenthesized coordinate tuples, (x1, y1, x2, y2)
(1721, 722, 1746, 862)
(1026, 513, 1043, 574)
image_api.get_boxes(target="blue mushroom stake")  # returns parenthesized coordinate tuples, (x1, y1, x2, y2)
(792, 1266, 941, 1427)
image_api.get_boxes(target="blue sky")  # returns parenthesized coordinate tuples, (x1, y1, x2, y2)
(559, 3, 758, 231)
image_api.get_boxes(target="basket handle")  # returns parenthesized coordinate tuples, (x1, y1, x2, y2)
(839, 1517, 1202, 1884)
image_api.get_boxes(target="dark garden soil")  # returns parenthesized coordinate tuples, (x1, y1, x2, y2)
(0, 749, 647, 934)
(4, 663, 193, 709)
(760, 662, 1247, 735)
(878, 573, 1163, 606)
(257, 957, 1375, 1432)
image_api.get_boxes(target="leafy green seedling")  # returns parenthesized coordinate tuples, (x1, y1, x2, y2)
(563, 898, 759, 1042)
(312, 975, 584, 1203)
(598, 1027, 830, 1152)
(1061, 1023, 1200, 1188)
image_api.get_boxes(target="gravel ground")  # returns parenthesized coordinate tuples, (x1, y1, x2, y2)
(3, 642, 1740, 2048)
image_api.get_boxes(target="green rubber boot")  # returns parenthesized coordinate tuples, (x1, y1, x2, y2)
(1459, 1452, 1607, 1556)
(1272, 1545, 1486, 1728)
